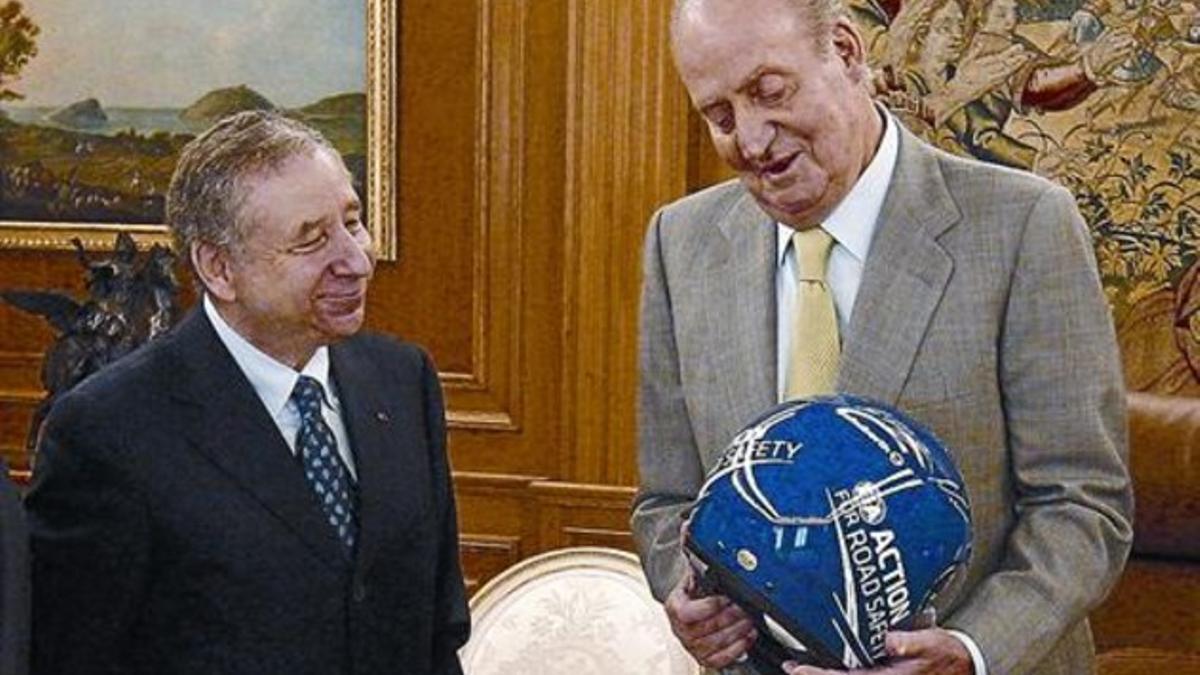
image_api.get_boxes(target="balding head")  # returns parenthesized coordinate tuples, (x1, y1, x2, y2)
(671, 0, 848, 56)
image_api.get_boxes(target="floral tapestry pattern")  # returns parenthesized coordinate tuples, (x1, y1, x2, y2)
(855, 0, 1200, 395)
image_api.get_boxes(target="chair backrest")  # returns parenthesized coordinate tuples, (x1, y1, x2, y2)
(1090, 393, 1200, 670)
(461, 546, 701, 675)
(1126, 391, 1200, 558)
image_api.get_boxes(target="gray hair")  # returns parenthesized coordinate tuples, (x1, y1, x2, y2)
(670, 0, 848, 54)
(165, 110, 339, 267)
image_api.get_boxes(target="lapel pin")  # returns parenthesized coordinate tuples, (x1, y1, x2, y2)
(375, 411, 389, 423)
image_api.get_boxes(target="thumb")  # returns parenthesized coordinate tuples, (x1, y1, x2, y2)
(885, 629, 927, 659)
(670, 564, 696, 599)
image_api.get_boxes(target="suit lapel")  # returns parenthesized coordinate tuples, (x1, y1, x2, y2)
(839, 126, 960, 405)
(167, 310, 350, 571)
(330, 342, 422, 577)
(702, 192, 778, 446)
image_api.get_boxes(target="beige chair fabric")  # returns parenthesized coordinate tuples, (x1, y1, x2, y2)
(461, 546, 701, 675)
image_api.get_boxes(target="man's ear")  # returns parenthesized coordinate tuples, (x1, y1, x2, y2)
(191, 242, 237, 303)
(830, 16, 869, 81)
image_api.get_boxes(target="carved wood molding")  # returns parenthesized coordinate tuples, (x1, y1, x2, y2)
(530, 480, 637, 506)
(0, 350, 44, 398)
(0, 350, 43, 367)
(459, 533, 522, 550)
(455, 473, 634, 507)
(562, 0, 691, 485)
(459, 533, 523, 596)
(532, 480, 636, 551)
(0, 390, 40, 405)
(455, 470, 543, 493)
(454, 473, 637, 587)
(0, 352, 43, 463)
(441, 0, 528, 433)
(561, 526, 635, 551)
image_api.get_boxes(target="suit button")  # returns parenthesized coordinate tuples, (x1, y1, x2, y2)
(353, 582, 367, 603)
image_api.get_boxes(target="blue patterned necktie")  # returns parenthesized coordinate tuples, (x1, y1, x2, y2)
(291, 376, 358, 554)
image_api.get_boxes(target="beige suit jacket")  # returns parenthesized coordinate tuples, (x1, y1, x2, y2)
(632, 126, 1133, 674)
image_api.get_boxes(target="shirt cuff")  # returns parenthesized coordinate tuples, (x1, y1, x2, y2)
(945, 629, 987, 675)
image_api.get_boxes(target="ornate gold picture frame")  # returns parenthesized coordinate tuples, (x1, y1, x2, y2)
(0, 0, 396, 259)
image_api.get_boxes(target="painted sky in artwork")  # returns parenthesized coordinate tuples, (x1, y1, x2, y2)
(11, 0, 366, 109)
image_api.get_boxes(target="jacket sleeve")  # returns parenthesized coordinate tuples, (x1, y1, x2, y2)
(26, 390, 151, 675)
(942, 185, 1134, 674)
(630, 210, 707, 602)
(419, 349, 470, 675)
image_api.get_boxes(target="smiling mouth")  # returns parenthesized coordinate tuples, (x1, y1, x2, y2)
(318, 290, 366, 306)
(758, 153, 798, 181)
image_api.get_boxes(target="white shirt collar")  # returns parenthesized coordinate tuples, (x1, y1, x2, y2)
(203, 295, 334, 418)
(776, 106, 900, 266)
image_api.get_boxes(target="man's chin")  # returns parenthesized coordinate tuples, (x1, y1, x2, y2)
(753, 195, 823, 229)
(317, 308, 366, 340)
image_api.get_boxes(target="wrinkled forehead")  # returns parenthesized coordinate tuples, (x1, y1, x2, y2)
(674, 0, 806, 52)
(673, 0, 813, 100)
(236, 149, 358, 222)
(237, 145, 350, 195)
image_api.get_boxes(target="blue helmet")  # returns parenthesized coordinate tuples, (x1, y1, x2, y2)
(685, 395, 972, 670)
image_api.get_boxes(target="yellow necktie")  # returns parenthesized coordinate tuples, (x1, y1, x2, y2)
(784, 227, 840, 400)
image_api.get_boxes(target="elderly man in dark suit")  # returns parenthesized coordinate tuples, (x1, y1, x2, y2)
(1, 462, 28, 675)
(26, 111, 469, 674)
(633, 0, 1133, 674)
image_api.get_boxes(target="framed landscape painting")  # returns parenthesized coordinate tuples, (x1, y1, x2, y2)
(0, 0, 397, 258)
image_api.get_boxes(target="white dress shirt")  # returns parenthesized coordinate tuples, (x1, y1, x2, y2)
(772, 110, 987, 675)
(203, 296, 358, 480)
(775, 108, 898, 401)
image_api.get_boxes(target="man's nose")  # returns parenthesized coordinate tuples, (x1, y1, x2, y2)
(330, 226, 376, 277)
(736, 110, 776, 161)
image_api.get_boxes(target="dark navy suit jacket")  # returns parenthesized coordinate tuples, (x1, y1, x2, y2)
(1, 461, 28, 675)
(27, 309, 469, 674)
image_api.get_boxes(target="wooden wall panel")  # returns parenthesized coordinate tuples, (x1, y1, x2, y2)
(400, 0, 572, 483)
(455, 472, 541, 552)
(0, 253, 84, 476)
(459, 534, 523, 597)
(0, 393, 35, 478)
(563, 0, 690, 487)
(535, 482, 638, 551)
(455, 472, 637, 594)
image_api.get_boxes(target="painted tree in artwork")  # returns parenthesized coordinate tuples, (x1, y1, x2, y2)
(0, 0, 39, 102)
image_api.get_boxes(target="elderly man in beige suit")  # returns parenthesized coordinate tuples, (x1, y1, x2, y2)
(631, 1, 1133, 674)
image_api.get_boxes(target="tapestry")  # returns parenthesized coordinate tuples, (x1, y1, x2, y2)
(855, 0, 1200, 395)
